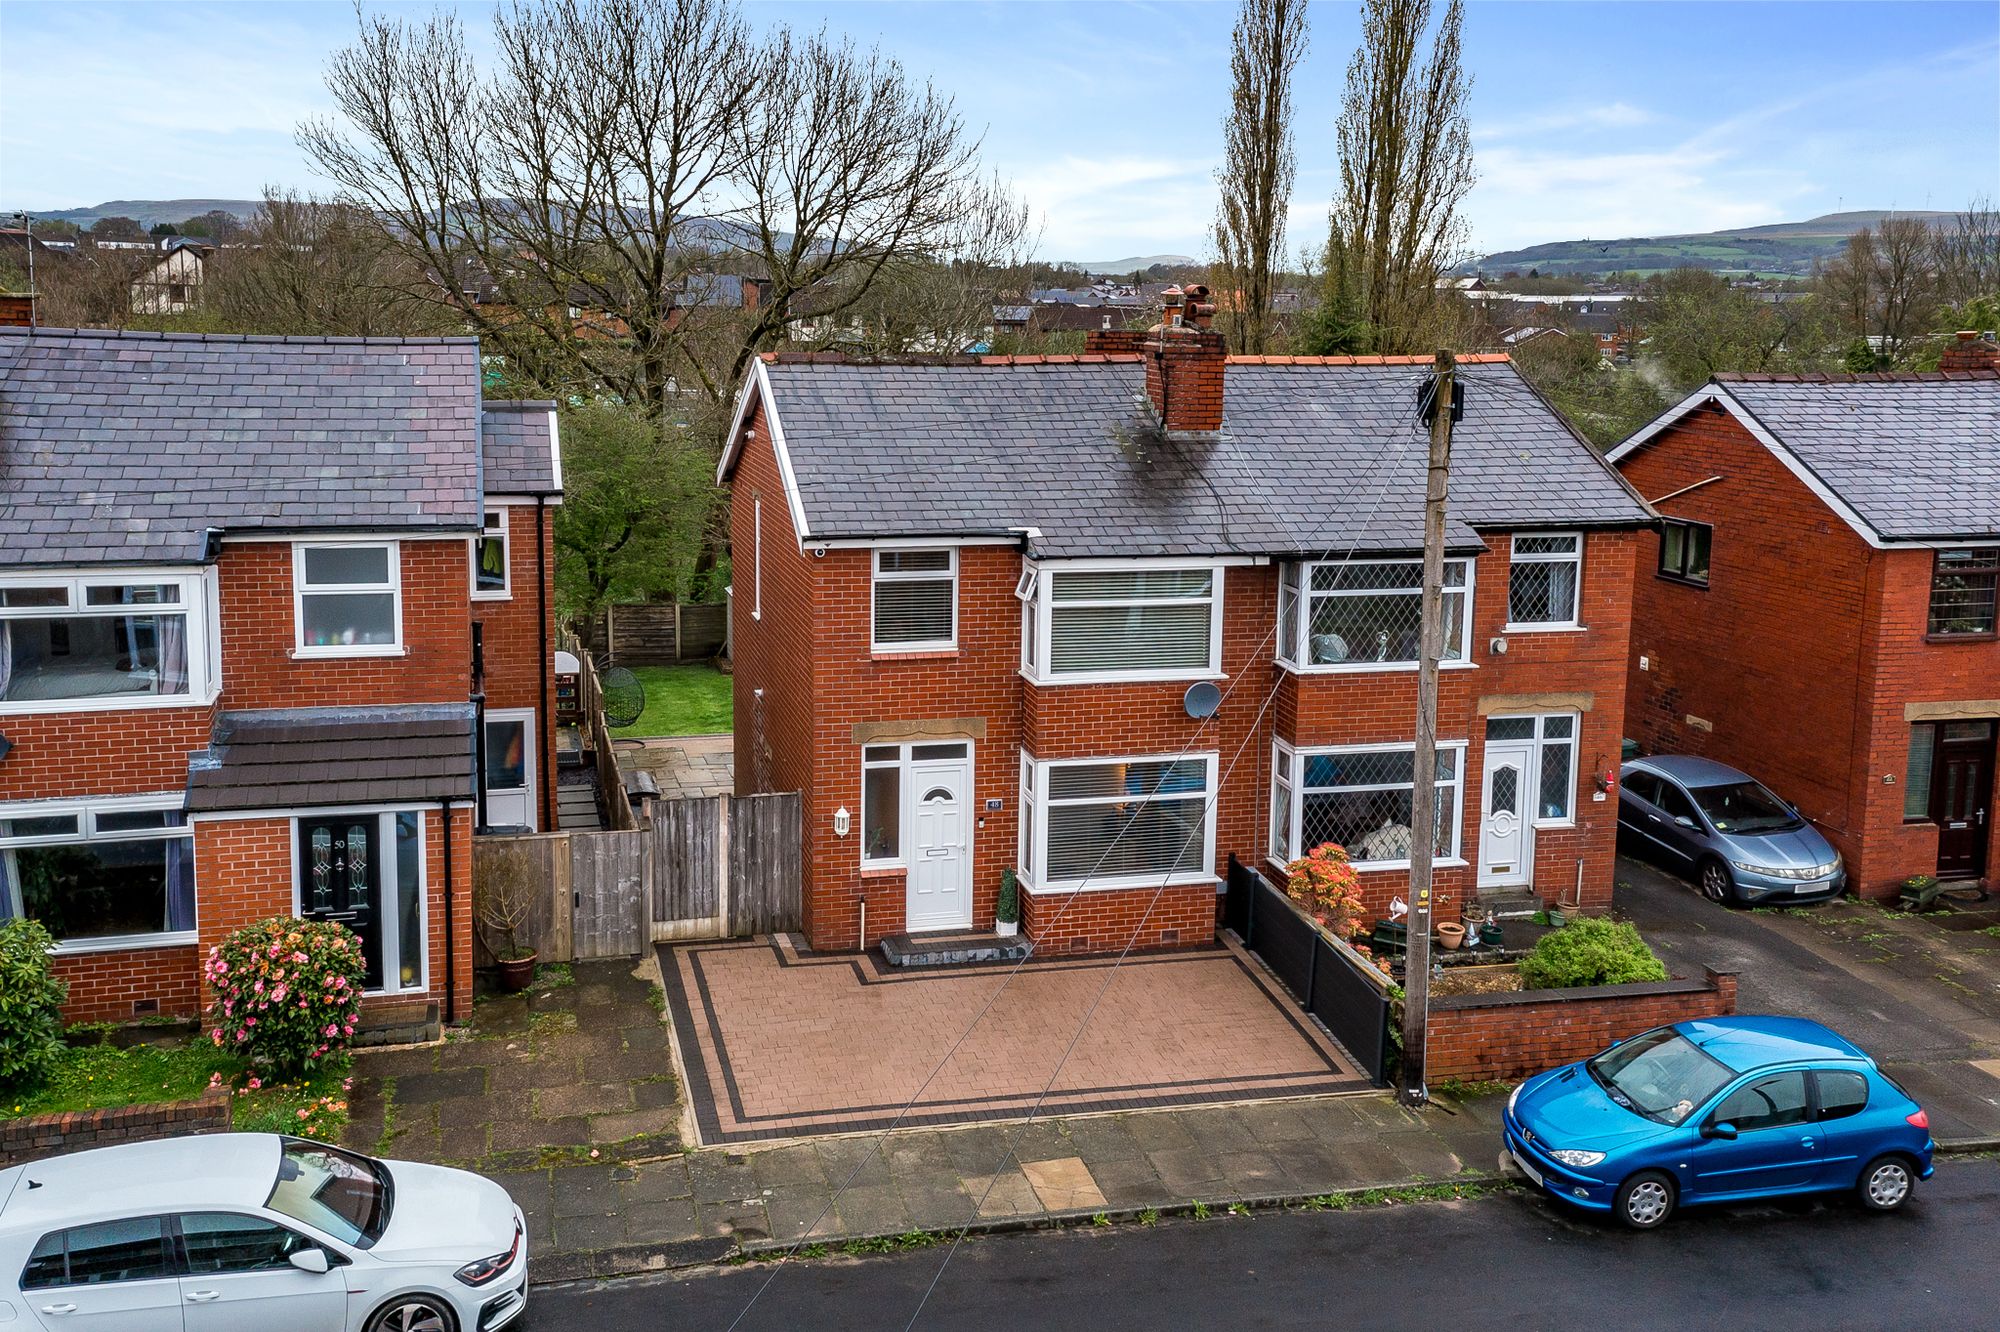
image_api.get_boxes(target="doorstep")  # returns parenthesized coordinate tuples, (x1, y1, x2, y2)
(880, 930, 1031, 968)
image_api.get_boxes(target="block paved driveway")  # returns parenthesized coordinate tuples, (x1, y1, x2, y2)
(661, 935, 1371, 1145)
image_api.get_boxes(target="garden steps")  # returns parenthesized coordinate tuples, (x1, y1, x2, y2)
(880, 930, 1030, 968)
(1469, 888, 1544, 920)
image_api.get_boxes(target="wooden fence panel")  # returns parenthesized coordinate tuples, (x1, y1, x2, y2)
(651, 796, 725, 940)
(678, 604, 728, 660)
(471, 833, 572, 965)
(570, 829, 647, 959)
(728, 793, 802, 935)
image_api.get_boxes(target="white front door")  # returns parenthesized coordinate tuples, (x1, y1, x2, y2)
(483, 709, 537, 830)
(1479, 741, 1534, 887)
(907, 760, 973, 931)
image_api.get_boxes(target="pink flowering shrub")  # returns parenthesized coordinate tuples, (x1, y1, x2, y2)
(204, 918, 365, 1077)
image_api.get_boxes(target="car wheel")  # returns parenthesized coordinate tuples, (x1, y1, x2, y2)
(365, 1295, 458, 1332)
(1857, 1155, 1916, 1212)
(1697, 858, 1736, 905)
(1614, 1170, 1677, 1229)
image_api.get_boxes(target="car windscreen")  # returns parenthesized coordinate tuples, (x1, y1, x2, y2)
(1587, 1028, 1735, 1125)
(1689, 781, 1802, 834)
(266, 1138, 392, 1248)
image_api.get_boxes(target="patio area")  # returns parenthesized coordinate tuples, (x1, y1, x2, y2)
(660, 935, 1372, 1145)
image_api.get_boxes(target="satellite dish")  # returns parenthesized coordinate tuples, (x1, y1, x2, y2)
(1183, 680, 1222, 719)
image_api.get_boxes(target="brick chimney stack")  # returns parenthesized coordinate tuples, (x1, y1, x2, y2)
(1143, 284, 1225, 437)
(1939, 330, 2000, 372)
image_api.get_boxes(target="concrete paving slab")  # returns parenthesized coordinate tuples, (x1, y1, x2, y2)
(1020, 1157, 1108, 1212)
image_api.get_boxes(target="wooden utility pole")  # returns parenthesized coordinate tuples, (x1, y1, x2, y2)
(1400, 348, 1457, 1106)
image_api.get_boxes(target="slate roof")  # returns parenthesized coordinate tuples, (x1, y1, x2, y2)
(1714, 373, 2000, 541)
(746, 357, 1650, 558)
(185, 704, 475, 812)
(482, 400, 562, 494)
(0, 327, 485, 567)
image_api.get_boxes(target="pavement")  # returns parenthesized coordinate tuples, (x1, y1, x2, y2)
(1616, 850, 2000, 1144)
(531, 1156, 2000, 1330)
(618, 734, 734, 798)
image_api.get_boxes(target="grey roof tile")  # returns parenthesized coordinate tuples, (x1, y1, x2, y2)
(481, 400, 561, 494)
(185, 704, 475, 812)
(756, 359, 1649, 557)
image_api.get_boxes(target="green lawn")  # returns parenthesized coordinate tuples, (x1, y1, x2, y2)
(2, 1039, 352, 1139)
(611, 664, 733, 738)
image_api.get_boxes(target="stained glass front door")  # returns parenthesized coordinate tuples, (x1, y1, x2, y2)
(298, 814, 384, 989)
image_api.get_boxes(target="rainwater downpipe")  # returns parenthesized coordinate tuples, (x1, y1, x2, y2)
(440, 794, 457, 1024)
(536, 496, 553, 831)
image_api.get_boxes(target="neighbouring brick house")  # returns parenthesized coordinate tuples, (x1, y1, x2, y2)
(1609, 332, 2000, 898)
(720, 289, 1654, 955)
(0, 327, 562, 1028)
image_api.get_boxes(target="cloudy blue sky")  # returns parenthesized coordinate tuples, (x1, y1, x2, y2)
(1, 0, 1994, 262)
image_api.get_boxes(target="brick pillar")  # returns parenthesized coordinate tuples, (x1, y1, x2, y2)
(1938, 331, 1999, 371)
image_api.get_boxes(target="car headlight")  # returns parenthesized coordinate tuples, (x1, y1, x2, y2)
(454, 1221, 522, 1287)
(1508, 1084, 1521, 1115)
(1548, 1149, 1605, 1168)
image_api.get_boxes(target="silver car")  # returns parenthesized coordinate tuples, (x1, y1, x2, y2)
(1618, 755, 1846, 905)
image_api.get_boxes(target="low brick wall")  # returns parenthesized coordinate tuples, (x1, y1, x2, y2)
(1428, 966, 1738, 1083)
(0, 1086, 232, 1167)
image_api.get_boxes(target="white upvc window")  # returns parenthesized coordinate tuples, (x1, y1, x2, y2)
(471, 509, 510, 600)
(1269, 739, 1467, 869)
(1486, 713, 1579, 825)
(1277, 557, 1473, 671)
(0, 571, 210, 715)
(1019, 751, 1218, 892)
(294, 542, 402, 656)
(0, 793, 195, 951)
(1505, 532, 1582, 629)
(1021, 559, 1225, 684)
(872, 548, 956, 650)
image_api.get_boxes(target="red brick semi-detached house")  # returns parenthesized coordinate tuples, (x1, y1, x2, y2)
(720, 287, 1654, 956)
(1609, 331, 2000, 899)
(0, 327, 562, 1029)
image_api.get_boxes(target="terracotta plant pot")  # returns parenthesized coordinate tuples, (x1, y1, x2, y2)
(497, 953, 538, 992)
(1435, 922, 1466, 950)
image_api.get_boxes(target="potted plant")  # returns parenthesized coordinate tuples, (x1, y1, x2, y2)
(1436, 920, 1466, 949)
(476, 850, 541, 991)
(995, 869, 1021, 937)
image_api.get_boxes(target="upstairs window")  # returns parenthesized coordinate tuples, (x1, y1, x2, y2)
(1507, 533, 1582, 627)
(472, 510, 510, 598)
(0, 577, 201, 710)
(1658, 520, 1711, 587)
(1022, 563, 1222, 682)
(872, 549, 956, 650)
(1279, 559, 1471, 669)
(295, 543, 400, 655)
(1928, 549, 1999, 638)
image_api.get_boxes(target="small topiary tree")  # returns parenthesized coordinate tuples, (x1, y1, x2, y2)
(0, 919, 68, 1089)
(996, 869, 1020, 925)
(1519, 918, 1668, 989)
(205, 917, 366, 1077)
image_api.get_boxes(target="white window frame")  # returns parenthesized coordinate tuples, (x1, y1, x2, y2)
(1487, 712, 1581, 828)
(1504, 531, 1583, 631)
(1020, 558, 1227, 685)
(859, 740, 975, 869)
(470, 509, 511, 601)
(1020, 750, 1219, 893)
(1268, 738, 1468, 871)
(0, 792, 195, 953)
(0, 570, 213, 716)
(292, 541, 403, 658)
(870, 547, 957, 652)
(1275, 557, 1476, 674)
(287, 806, 430, 997)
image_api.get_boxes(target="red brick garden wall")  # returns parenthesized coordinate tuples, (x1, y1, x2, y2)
(0, 1086, 231, 1168)
(1427, 966, 1739, 1082)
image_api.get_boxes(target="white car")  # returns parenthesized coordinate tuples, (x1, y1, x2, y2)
(0, 1133, 526, 1331)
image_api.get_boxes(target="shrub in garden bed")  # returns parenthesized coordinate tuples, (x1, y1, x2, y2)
(1518, 918, 1668, 989)
(205, 917, 365, 1077)
(0, 920, 68, 1090)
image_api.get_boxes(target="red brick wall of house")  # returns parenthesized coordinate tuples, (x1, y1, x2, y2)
(1427, 967, 1737, 1082)
(52, 945, 203, 1025)
(0, 707, 213, 804)
(218, 540, 472, 710)
(473, 503, 560, 829)
(1617, 402, 2000, 896)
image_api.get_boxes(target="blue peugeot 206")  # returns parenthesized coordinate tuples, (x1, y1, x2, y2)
(1503, 1015, 1934, 1228)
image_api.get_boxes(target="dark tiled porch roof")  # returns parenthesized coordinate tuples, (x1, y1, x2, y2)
(186, 704, 475, 812)
(481, 400, 562, 494)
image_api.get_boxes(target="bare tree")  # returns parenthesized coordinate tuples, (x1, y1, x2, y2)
(1933, 197, 2000, 306)
(1213, 0, 1308, 354)
(208, 190, 457, 337)
(1818, 217, 1946, 364)
(1326, 0, 1475, 353)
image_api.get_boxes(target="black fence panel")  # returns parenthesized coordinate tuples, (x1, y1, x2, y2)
(1310, 936, 1389, 1078)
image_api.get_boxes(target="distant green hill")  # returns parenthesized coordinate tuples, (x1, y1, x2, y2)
(15, 199, 264, 229)
(1471, 210, 1954, 277)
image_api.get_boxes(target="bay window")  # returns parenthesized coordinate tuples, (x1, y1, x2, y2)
(1019, 562, 1223, 682)
(872, 549, 956, 650)
(1019, 753, 1217, 890)
(1269, 741, 1465, 868)
(0, 575, 203, 711)
(1277, 558, 1471, 670)
(0, 796, 195, 948)
(1506, 533, 1582, 628)
(295, 542, 400, 655)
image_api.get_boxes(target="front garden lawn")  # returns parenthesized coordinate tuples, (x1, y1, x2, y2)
(611, 664, 732, 738)
(2, 1037, 353, 1140)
